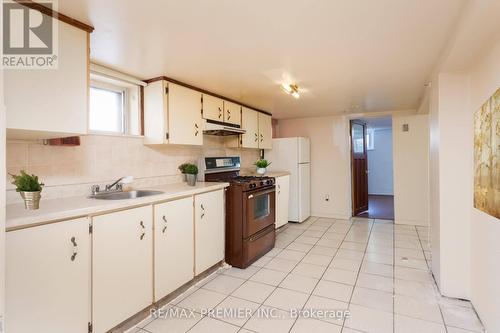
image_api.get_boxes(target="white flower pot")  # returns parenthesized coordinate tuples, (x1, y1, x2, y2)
(20, 191, 41, 210)
(186, 174, 197, 186)
(256, 167, 267, 175)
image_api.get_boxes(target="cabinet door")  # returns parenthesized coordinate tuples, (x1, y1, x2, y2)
(224, 101, 242, 126)
(6, 218, 90, 333)
(92, 206, 153, 333)
(275, 175, 290, 229)
(168, 83, 203, 145)
(154, 197, 194, 301)
(5, 22, 88, 139)
(258, 113, 273, 149)
(202, 94, 224, 122)
(240, 107, 259, 148)
(144, 80, 169, 144)
(194, 190, 225, 275)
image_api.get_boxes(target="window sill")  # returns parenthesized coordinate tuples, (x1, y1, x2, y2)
(87, 131, 144, 139)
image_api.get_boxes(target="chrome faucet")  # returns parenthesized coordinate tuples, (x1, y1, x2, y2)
(90, 176, 134, 196)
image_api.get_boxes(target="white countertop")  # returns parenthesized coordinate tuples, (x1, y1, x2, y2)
(6, 182, 229, 231)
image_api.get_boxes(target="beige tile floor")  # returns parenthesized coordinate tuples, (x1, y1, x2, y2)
(130, 217, 484, 333)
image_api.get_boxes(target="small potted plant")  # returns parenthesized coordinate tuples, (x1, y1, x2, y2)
(254, 159, 271, 175)
(184, 164, 199, 186)
(10, 170, 44, 210)
(178, 163, 189, 182)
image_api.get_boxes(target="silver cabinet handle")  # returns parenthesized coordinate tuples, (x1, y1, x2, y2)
(194, 123, 199, 136)
(162, 215, 168, 234)
(200, 204, 205, 219)
(140, 221, 145, 240)
(227, 109, 231, 120)
(278, 184, 281, 194)
(260, 133, 264, 142)
(218, 107, 222, 119)
(70, 236, 77, 261)
(254, 133, 258, 142)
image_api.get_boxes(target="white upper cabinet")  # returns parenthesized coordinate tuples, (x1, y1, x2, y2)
(154, 197, 194, 301)
(194, 190, 225, 275)
(240, 107, 260, 148)
(6, 218, 90, 333)
(144, 80, 203, 145)
(92, 206, 153, 333)
(258, 113, 273, 149)
(202, 94, 224, 122)
(5, 20, 89, 139)
(223, 100, 242, 126)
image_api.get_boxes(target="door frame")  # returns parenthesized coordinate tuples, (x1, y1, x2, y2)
(350, 120, 369, 216)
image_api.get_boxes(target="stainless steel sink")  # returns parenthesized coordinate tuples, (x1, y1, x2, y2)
(90, 190, 164, 200)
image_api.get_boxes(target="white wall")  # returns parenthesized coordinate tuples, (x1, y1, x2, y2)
(367, 128, 393, 195)
(392, 115, 430, 226)
(278, 116, 352, 219)
(431, 73, 472, 299)
(468, 40, 500, 333)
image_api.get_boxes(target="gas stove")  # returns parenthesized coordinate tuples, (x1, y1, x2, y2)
(200, 156, 276, 268)
(231, 176, 275, 191)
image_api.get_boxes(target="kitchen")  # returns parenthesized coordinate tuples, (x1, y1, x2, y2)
(1, 1, 496, 333)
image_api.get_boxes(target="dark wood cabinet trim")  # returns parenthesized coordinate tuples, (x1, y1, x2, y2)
(144, 76, 272, 116)
(14, 0, 94, 33)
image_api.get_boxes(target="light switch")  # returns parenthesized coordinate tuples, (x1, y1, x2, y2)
(402, 124, 409, 132)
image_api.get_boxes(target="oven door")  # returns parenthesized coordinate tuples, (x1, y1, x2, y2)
(243, 186, 276, 238)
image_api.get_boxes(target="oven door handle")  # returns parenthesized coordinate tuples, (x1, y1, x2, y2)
(247, 187, 275, 199)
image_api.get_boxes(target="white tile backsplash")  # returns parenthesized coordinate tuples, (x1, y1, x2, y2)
(6, 134, 259, 203)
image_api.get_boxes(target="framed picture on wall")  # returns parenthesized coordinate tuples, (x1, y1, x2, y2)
(473, 87, 499, 219)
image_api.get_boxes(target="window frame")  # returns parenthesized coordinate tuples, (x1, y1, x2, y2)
(89, 80, 129, 135)
(366, 128, 375, 151)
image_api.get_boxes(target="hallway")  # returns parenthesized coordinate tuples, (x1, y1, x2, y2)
(357, 195, 395, 220)
(131, 217, 484, 333)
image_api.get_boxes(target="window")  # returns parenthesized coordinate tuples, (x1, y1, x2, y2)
(366, 128, 375, 150)
(89, 65, 142, 136)
(89, 85, 125, 133)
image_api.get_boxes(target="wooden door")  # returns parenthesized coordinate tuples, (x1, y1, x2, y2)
(258, 113, 273, 149)
(6, 218, 90, 333)
(351, 121, 369, 215)
(154, 197, 194, 301)
(224, 101, 242, 126)
(194, 190, 225, 275)
(240, 107, 259, 148)
(275, 175, 290, 228)
(92, 206, 153, 333)
(202, 94, 224, 122)
(168, 83, 203, 145)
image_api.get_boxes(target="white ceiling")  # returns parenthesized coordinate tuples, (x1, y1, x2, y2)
(58, 0, 466, 119)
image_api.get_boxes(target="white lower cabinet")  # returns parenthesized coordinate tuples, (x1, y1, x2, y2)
(194, 190, 225, 275)
(275, 175, 290, 228)
(92, 206, 153, 333)
(6, 218, 90, 333)
(154, 197, 194, 301)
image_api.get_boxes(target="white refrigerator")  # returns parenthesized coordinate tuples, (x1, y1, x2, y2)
(265, 137, 310, 223)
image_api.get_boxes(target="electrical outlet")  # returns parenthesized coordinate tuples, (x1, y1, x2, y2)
(325, 194, 330, 202)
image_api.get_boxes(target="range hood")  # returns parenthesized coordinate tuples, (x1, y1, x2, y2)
(203, 119, 246, 136)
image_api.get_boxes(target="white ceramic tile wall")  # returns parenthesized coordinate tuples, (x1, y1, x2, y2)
(6, 134, 258, 203)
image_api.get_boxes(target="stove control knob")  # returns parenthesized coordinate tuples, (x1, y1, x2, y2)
(266, 180, 272, 185)
(260, 181, 264, 186)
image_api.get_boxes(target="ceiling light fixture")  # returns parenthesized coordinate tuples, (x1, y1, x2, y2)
(281, 83, 300, 99)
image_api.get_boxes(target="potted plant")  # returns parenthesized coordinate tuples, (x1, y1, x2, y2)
(254, 159, 271, 175)
(178, 163, 189, 182)
(184, 164, 199, 186)
(10, 170, 44, 210)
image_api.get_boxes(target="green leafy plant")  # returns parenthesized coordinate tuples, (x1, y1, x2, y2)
(10, 170, 44, 192)
(254, 159, 271, 168)
(184, 164, 199, 175)
(178, 163, 190, 173)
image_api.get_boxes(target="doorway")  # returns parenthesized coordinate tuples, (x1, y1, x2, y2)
(350, 117, 394, 220)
